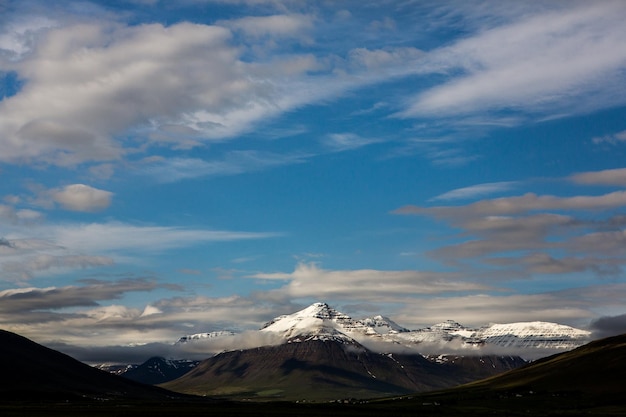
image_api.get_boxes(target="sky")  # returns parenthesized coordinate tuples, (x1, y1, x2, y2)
(2, 0, 626, 360)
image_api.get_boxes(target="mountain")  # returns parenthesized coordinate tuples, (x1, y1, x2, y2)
(120, 357, 199, 385)
(161, 303, 526, 401)
(473, 321, 591, 349)
(176, 330, 237, 344)
(257, 302, 591, 354)
(161, 339, 524, 401)
(174, 302, 591, 356)
(0, 329, 176, 401)
(391, 319, 591, 353)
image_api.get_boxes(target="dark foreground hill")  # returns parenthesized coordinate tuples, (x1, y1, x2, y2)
(161, 338, 524, 401)
(0, 329, 177, 402)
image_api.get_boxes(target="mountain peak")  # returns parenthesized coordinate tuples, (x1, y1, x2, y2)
(260, 302, 357, 344)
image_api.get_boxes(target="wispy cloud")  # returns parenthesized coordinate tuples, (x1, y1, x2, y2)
(395, 191, 626, 218)
(249, 262, 491, 300)
(322, 133, 383, 152)
(393, 189, 626, 277)
(138, 151, 310, 183)
(220, 13, 314, 39)
(430, 181, 518, 201)
(0, 221, 281, 281)
(591, 129, 626, 145)
(399, 1, 626, 119)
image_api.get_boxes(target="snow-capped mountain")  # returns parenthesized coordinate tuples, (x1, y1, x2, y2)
(359, 315, 409, 334)
(473, 321, 591, 349)
(258, 302, 591, 354)
(260, 302, 361, 344)
(173, 303, 591, 357)
(176, 330, 236, 344)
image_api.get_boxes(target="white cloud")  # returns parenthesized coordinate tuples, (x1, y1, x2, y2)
(1, 15, 402, 169)
(51, 184, 113, 212)
(0, 221, 280, 281)
(0, 15, 57, 59)
(49, 222, 281, 257)
(400, 1, 626, 118)
(0, 21, 268, 165)
(0, 204, 44, 224)
(249, 262, 491, 299)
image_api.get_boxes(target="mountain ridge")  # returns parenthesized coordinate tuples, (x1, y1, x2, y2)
(177, 302, 591, 356)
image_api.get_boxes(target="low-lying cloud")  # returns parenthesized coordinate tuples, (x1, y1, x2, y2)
(589, 314, 626, 339)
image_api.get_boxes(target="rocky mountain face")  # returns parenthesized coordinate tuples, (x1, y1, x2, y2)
(161, 337, 525, 401)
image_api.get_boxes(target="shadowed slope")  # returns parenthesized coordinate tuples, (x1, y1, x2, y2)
(458, 333, 626, 395)
(0, 329, 175, 401)
(162, 339, 524, 401)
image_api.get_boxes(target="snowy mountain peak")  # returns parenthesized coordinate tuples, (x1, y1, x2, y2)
(430, 320, 467, 332)
(260, 303, 408, 345)
(360, 315, 409, 334)
(260, 302, 352, 330)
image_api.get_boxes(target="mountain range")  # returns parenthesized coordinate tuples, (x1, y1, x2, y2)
(178, 302, 592, 355)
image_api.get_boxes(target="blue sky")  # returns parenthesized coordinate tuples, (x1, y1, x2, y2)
(2, 0, 626, 351)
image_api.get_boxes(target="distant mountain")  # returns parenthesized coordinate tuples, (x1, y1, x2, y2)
(162, 303, 526, 401)
(176, 330, 237, 344)
(120, 357, 199, 385)
(394, 319, 591, 352)
(0, 329, 175, 401)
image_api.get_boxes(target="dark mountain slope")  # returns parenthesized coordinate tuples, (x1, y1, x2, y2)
(162, 339, 524, 401)
(458, 332, 626, 395)
(0, 329, 175, 401)
(372, 334, 626, 416)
